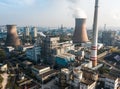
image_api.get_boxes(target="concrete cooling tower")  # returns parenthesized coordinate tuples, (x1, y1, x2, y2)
(24, 27, 30, 36)
(73, 18, 89, 44)
(5, 25, 20, 46)
(33, 27, 37, 38)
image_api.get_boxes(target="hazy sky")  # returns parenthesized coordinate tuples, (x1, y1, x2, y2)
(0, 0, 120, 27)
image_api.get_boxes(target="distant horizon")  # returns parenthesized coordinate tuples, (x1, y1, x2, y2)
(1, 25, 120, 31)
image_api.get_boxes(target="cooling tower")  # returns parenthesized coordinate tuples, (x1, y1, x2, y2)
(33, 27, 37, 38)
(73, 18, 89, 44)
(24, 27, 30, 36)
(5, 25, 20, 46)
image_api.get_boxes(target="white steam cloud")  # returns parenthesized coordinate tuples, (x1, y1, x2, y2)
(67, 0, 87, 18)
(113, 11, 120, 20)
(67, 0, 79, 4)
(69, 7, 87, 18)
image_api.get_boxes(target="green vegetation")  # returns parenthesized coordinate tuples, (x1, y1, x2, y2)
(0, 75, 3, 83)
(6, 75, 12, 88)
(97, 48, 107, 55)
(0, 49, 6, 63)
(6, 75, 20, 89)
(60, 35, 72, 42)
(14, 84, 20, 89)
(98, 66, 110, 74)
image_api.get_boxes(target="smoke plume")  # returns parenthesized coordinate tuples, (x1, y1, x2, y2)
(67, 0, 87, 18)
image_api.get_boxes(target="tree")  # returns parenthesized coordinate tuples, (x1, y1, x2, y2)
(0, 49, 6, 63)
(0, 75, 3, 83)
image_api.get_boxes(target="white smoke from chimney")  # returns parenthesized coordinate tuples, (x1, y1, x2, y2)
(112, 11, 120, 20)
(67, 0, 87, 18)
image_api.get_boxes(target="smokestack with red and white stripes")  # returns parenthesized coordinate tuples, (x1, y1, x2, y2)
(90, 0, 99, 67)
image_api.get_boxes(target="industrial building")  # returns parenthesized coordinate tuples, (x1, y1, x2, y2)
(99, 74, 118, 89)
(31, 65, 58, 81)
(55, 53, 75, 67)
(80, 79, 96, 89)
(31, 65, 50, 75)
(41, 36, 60, 59)
(81, 67, 98, 81)
(41, 36, 75, 64)
(20, 45, 34, 52)
(58, 67, 98, 89)
(5, 46, 14, 52)
(26, 45, 41, 62)
(102, 31, 116, 46)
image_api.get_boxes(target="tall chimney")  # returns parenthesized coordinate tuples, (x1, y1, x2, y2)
(73, 18, 89, 44)
(5, 25, 20, 46)
(91, 0, 99, 67)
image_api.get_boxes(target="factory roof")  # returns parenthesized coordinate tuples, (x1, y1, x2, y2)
(101, 74, 118, 80)
(26, 82, 38, 88)
(39, 70, 58, 78)
(81, 67, 97, 74)
(61, 68, 70, 74)
(6, 46, 14, 48)
(22, 60, 32, 65)
(73, 69, 82, 74)
(56, 53, 75, 59)
(81, 79, 95, 86)
(33, 65, 49, 70)
(22, 45, 34, 47)
(17, 78, 33, 86)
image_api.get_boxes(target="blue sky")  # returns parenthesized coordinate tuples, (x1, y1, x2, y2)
(0, 0, 120, 27)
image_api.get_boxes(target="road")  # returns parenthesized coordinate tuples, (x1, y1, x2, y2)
(98, 59, 120, 72)
(1, 73, 8, 89)
(6, 60, 17, 89)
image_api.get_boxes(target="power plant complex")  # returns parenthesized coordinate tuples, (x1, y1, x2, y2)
(73, 0, 99, 68)
(1, 0, 119, 89)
